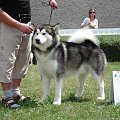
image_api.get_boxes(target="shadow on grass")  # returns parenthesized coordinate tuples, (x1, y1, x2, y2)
(62, 93, 91, 103)
(18, 99, 38, 108)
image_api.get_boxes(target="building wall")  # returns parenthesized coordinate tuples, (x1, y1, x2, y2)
(31, 0, 120, 29)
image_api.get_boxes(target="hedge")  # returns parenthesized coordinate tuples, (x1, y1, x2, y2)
(98, 35, 120, 62)
(61, 35, 120, 62)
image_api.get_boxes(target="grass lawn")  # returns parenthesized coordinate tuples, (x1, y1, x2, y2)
(0, 62, 120, 120)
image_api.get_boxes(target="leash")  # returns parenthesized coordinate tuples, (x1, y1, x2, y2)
(42, 1, 54, 24)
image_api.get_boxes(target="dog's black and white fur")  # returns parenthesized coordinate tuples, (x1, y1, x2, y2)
(30, 24, 107, 105)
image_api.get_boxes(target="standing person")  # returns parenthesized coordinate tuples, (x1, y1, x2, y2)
(81, 8, 98, 29)
(0, 0, 58, 108)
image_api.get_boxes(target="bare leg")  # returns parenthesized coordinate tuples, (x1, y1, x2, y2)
(12, 79, 21, 89)
(11, 79, 21, 96)
(1, 82, 13, 98)
(1, 82, 12, 91)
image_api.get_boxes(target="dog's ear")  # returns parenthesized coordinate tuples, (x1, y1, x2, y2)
(31, 23, 35, 28)
(53, 23, 60, 34)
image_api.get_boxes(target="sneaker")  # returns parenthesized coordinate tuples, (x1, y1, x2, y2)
(13, 94, 31, 102)
(1, 97, 20, 109)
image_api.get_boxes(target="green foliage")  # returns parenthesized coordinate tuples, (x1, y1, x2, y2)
(98, 35, 120, 62)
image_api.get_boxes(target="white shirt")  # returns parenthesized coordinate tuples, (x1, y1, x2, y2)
(81, 18, 98, 29)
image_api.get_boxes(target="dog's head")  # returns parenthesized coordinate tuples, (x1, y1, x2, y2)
(31, 23, 60, 52)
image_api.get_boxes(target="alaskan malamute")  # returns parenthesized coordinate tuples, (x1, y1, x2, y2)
(30, 24, 107, 105)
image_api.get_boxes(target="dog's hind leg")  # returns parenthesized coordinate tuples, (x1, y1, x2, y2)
(91, 70, 105, 100)
(41, 74, 51, 102)
(75, 72, 88, 99)
(53, 75, 64, 105)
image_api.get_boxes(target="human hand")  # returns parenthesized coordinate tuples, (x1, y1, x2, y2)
(87, 22, 91, 25)
(49, 0, 58, 10)
(89, 22, 95, 28)
(18, 23, 33, 34)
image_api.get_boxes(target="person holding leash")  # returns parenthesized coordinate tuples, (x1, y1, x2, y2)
(0, 0, 57, 108)
(81, 8, 98, 29)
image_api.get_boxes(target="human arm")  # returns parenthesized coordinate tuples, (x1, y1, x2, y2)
(80, 18, 90, 28)
(0, 10, 33, 34)
(49, 0, 58, 10)
(81, 22, 90, 28)
(88, 22, 95, 29)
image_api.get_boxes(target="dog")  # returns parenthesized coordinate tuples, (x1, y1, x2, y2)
(30, 23, 107, 105)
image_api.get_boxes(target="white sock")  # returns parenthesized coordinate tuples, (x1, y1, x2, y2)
(11, 87, 20, 97)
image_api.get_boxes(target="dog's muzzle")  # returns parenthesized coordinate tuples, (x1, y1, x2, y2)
(35, 39, 41, 44)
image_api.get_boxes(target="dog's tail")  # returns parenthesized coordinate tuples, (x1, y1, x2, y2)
(68, 29, 99, 46)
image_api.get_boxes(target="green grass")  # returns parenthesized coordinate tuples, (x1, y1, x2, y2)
(0, 62, 120, 120)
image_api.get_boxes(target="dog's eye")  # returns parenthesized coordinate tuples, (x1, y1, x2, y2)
(36, 32, 39, 35)
(42, 33, 46, 35)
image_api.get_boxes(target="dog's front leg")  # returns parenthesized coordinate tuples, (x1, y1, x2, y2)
(53, 76, 64, 105)
(41, 74, 51, 102)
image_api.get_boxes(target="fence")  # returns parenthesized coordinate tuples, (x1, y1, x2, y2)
(59, 28, 120, 36)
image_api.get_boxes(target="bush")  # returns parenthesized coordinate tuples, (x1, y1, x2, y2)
(98, 35, 120, 62)
(61, 35, 120, 62)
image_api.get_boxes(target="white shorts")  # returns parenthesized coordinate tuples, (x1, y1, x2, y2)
(0, 23, 31, 83)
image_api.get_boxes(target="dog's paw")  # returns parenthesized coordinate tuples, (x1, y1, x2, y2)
(41, 96, 48, 102)
(53, 101, 61, 105)
(74, 93, 82, 98)
(41, 99, 46, 102)
(97, 97, 105, 100)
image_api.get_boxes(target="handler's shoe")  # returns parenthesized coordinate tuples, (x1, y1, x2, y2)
(13, 94, 31, 103)
(1, 97, 20, 109)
